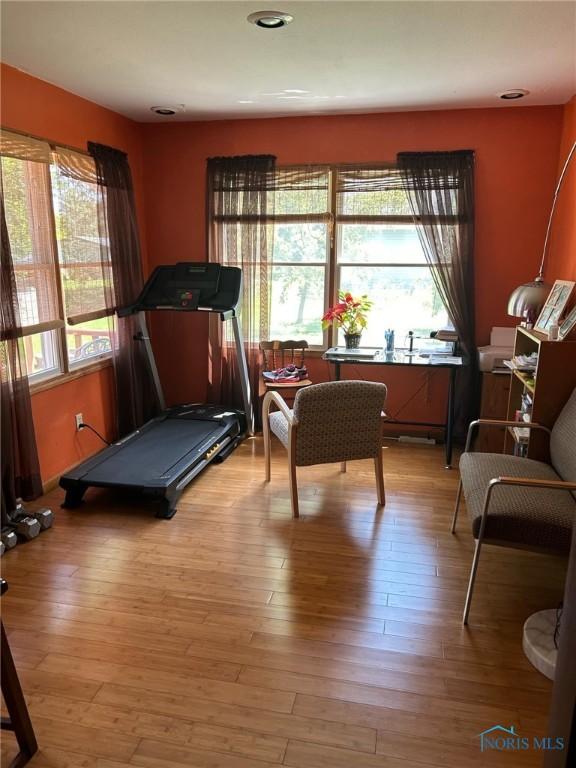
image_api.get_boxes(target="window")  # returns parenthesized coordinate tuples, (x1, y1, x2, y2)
(269, 167, 331, 346)
(1, 131, 114, 382)
(268, 165, 449, 348)
(335, 166, 449, 348)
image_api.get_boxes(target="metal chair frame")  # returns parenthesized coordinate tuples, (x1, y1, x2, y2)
(452, 419, 576, 624)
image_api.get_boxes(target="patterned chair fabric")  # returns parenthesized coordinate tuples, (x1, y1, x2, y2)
(550, 387, 576, 491)
(459, 386, 576, 554)
(268, 380, 387, 467)
(460, 453, 574, 552)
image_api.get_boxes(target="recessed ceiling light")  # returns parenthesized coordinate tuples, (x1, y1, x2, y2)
(499, 89, 530, 100)
(150, 106, 176, 115)
(151, 105, 186, 116)
(247, 10, 294, 29)
(238, 100, 254, 104)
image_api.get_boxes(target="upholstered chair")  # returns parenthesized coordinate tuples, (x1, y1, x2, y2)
(452, 387, 576, 625)
(263, 380, 387, 518)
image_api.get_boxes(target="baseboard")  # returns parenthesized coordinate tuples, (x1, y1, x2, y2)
(42, 458, 81, 495)
(382, 424, 444, 442)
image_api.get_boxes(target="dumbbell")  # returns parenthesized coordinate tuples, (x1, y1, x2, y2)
(29, 507, 54, 530)
(12, 503, 52, 535)
(14, 517, 41, 540)
(1, 528, 18, 550)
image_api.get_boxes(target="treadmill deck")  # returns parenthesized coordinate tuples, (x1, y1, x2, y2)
(61, 411, 239, 493)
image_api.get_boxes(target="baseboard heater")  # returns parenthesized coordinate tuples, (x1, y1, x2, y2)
(397, 435, 437, 445)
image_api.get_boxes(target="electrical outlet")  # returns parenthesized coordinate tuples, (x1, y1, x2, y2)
(75, 413, 84, 431)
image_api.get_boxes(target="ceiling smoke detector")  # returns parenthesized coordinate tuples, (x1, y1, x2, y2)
(499, 89, 530, 100)
(247, 10, 294, 29)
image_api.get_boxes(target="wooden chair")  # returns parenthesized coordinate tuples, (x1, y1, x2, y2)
(1, 579, 38, 767)
(259, 339, 312, 406)
(263, 380, 387, 517)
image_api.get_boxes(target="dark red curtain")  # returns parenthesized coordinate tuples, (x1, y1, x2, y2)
(397, 150, 478, 436)
(1, 189, 42, 517)
(88, 142, 160, 437)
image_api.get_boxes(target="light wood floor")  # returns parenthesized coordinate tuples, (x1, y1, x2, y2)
(1, 438, 567, 768)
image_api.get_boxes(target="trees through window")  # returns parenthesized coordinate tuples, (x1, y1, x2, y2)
(1, 131, 114, 382)
(269, 165, 449, 348)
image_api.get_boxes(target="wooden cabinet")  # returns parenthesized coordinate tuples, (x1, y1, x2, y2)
(504, 326, 576, 461)
(477, 372, 511, 452)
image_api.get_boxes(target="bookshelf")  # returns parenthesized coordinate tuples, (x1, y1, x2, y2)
(504, 326, 576, 460)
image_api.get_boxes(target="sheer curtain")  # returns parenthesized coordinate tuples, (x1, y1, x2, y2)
(87, 142, 160, 437)
(1, 176, 43, 516)
(206, 155, 276, 426)
(397, 150, 477, 435)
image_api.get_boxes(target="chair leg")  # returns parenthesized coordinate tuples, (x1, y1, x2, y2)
(289, 455, 299, 519)
(374, 450, 385, 506)
(451, 479, 463, 533)
(1, 620, 38, 765)
(463, 537, 483, 625)
(340, 461, 347, 473)
(263, 411, 271, 483)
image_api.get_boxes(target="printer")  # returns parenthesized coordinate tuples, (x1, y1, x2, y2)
(478, 327, 516, 372)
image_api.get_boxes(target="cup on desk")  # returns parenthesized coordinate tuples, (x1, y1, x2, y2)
(384, 329, 395, 352)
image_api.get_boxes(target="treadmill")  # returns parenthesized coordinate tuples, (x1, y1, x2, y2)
(59, 263, 253, 519)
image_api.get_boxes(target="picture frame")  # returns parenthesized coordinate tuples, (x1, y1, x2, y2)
(534, 279, 576, 334)
(559, 303, 576, 340)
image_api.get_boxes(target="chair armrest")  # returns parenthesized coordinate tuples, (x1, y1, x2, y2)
(262, 390, 295, 425)
(474, 474, 576, 544)
(491, 476, 576, 491)
(464, 419, 551, 452)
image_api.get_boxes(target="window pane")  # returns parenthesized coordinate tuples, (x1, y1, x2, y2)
(338, 223, 426, 264)
(273, 222, 328, 263)
(67, 318, 115, 367)
(1, 156, 61, 328)
(338, 266, 449, 347)
(270, 265, 325, 345)
(50, 163, 112, 320)
(21, 330, 61, 379)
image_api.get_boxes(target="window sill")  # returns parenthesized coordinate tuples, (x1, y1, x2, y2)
(30, 357, 113, 395)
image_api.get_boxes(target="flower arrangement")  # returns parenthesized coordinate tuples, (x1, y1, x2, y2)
(321, 291, 373, 336)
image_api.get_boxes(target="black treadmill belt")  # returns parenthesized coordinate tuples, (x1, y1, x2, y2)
(84, 420, 221, 485)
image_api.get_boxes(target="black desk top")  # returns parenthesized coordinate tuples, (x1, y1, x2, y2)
(323, 347, 464, 368)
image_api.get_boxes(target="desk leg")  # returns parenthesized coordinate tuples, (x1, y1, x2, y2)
(335, 362, 341, 381)
(445, 367, 456, 469)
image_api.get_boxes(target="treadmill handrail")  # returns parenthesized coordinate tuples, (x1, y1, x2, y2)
(117, 304, 236, 318)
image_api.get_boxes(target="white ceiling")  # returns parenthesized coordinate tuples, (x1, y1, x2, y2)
(2, 1, 575, 122)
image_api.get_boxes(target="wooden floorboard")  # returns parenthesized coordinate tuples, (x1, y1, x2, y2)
(1, 439, 565, 767)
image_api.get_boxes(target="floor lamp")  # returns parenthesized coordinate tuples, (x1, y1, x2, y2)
(508, 141, 576, 324)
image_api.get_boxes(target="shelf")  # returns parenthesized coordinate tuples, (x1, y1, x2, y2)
(516, 326, 548, 344)
(508, 425, 530, 444)
(505, 326, 576, 461)
(512, 369, 536, 393)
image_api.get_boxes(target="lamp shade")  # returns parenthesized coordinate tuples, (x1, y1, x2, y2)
(507, 276, 550, 320)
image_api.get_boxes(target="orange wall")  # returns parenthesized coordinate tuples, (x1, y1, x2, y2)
(141, 106, 564, 419)
(546, 95, 576, 282)
(1, 64, 146, 482)
(1, 60, 569, 474)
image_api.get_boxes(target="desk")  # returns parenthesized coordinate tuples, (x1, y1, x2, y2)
(323, 348, 463, 468)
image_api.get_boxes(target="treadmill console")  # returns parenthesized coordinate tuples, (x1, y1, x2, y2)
(122, 263, 242, 315)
